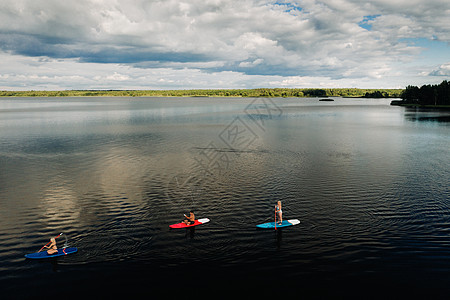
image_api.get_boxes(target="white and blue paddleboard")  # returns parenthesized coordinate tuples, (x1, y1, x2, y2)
(25, 247, 78, 259)
(256, 219, 300, 229)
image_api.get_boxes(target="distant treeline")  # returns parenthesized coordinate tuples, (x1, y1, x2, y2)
(0, 88, 402, 98)
(398, 80, 450, 106)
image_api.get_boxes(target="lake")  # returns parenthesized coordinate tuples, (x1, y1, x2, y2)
(0, 97, 449, 297)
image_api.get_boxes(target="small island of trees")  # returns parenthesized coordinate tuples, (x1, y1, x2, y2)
(391, 80, 450, 108)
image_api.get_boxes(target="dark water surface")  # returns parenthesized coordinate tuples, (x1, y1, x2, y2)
(1, 97, 449, 297)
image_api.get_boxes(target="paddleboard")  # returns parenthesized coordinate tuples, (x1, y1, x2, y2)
(169, 218, 210, 229)
(256, 219, 300, 229)
(25, 247, 78, 259)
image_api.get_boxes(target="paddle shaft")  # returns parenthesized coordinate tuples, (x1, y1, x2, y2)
(38, 233, 62, 252)
(274, 206, 277, 230)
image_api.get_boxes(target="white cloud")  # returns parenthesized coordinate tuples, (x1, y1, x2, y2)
(106, 72, 131, 81)
(0, 0, 449, 90)
(429, 63, 450, 76)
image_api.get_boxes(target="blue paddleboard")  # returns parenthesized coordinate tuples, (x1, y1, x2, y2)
(256, 219, 300, 229)
(25, 247, 78, 259)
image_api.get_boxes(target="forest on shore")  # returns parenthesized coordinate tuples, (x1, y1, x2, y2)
(391, 80, 450, 107)
(0, 88, 402, 98)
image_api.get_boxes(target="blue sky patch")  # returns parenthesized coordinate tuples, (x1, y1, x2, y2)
(273, 1, 303, 13)
(399, 37, 450, 66)
(358, 14, 380, 31)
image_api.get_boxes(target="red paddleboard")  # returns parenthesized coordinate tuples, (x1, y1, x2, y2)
(169, 218, 210, 229)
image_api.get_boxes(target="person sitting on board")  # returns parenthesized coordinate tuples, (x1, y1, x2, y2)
(44, 237, 58, 255)
(183, 210, 195, 225)
(275, 201, 282, 225)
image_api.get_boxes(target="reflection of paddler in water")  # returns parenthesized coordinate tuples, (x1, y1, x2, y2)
(183, 210, 195, 225)
(44, 237, 58, 255)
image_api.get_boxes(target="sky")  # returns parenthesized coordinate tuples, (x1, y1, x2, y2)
(0, 0, 449, 90)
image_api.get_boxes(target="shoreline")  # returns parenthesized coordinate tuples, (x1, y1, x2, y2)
(390, 100, 450, 109)
(0, 88, 403, 98)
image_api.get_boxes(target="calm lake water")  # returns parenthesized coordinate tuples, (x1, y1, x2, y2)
(0, 97, 449, 297)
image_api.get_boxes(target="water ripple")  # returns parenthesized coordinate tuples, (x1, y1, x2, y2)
(1, 97, 450, 296)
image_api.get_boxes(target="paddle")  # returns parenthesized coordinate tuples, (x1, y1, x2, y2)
(38, 233, 63, 252)
(274, 206, 277, 231)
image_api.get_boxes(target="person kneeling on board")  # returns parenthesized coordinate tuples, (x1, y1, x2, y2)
(183, 210, 195, 225)
(44, 237, 58, 255)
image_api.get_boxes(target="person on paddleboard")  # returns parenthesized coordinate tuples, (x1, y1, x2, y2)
(183, 210, 195, 225)
(44, 237, 58, 255)
(275, 201, 282, 225)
